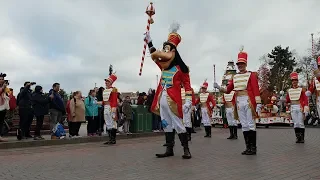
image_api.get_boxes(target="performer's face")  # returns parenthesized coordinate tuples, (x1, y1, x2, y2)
(150, 43, 175, 69)
(201, 87, 206, 93)
(236, 62, 247, 72)
(105, 80, 111, 88)
(291, 79, 298, 87)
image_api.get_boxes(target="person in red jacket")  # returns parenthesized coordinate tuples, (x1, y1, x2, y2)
(214, 46, 261, 155)
(195, 80, 216, 138)
(307, 56, 320, 125)
(222, 80, 237, 140)
(101, 65, 118, 145)
(286, 72, 309, 143)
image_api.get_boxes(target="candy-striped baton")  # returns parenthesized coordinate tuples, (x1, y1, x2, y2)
(139, 2, 155, 76)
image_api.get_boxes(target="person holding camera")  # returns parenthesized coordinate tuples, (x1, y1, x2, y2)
(17, 81, 36, 140)
(0, 73, 9, 142)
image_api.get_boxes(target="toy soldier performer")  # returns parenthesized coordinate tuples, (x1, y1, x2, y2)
(144, 23, 192, 159)
(181, 85, 192, 141)
(307, 56, 320, 125)
(222, 80, 238, 139)
(214, 46, 262, 155)
(195, 80, 216, 138)
(102, 65, 118, 145)
(286, 72, 309, 143)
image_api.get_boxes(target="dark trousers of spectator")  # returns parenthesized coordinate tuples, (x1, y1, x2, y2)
(34, 115, 44, 137)
(0, 110, 6, 136)
(97, 107, 105, 133)
(86, 116, 98, 134)
(152, 113, 159, 130)
(19, 108, 34, 137)
(69, 122, 81, 136)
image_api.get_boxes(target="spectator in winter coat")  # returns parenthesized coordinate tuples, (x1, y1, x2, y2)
(17, 82, 35, 140)
(122, 96, 132, 134)
(96, 87, 105, 134)
(69, 91, 85, 138)
(48, 83, 65, 138)
(85, 89, 99, 136)
(31, 86, 53, 140)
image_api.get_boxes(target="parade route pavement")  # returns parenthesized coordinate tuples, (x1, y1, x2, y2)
(1, 127, 320, 180)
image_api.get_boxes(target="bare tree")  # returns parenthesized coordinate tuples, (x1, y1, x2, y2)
(296, 56, 314, 87)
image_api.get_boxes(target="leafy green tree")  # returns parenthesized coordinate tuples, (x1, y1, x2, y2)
(267, 45, 297, 92)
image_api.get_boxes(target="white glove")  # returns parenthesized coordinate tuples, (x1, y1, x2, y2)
(311, 60, 318, 70)
(305, 90, 312, 97)
(305, 112, 309, 117)
(112, 112, 116, 119)
(256, 104, 262, 115)
(144, 32, 152, 44)
(214, 82, 221, 89)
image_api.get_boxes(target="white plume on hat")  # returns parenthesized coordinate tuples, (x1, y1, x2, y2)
(169, 21, 180, 33)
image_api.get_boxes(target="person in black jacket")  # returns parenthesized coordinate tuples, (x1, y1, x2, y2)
(17, 81, 35, 140)
(96, 87, 105, 135)
(31, 85, 53, 140)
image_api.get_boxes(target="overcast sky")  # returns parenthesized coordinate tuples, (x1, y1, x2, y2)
(0, 0, 319, 95)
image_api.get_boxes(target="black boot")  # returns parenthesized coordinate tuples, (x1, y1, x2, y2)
(111, 129, 117, 144)
(186, 127, 192, 141)
(178, 133, 192, 159)
(295, 128, 300, 143)
(241, 131, 250, 155)
(163, 132, 169, 146)
(246, 131, 257, 155)
(104, 130, 113, 144)
(208, 126, 212, 137)
(191, 127, 196, 133)
(204, 126, 209, 137)
(227, 126, 234, 139)
(300, 128, 305, 143)
(233, 126, 238, 139)
(163, 129, 176, 146)
(156, 132, 174, 158)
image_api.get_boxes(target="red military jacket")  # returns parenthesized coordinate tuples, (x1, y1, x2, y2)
(151, 65, 192, 118)
(222, 91, 236, 106)
(195, 92, 216, 117)
(309, 77, 320, 98)
(102, 87, 118, 119)
(226, 71, 261, 118)
(286, 87, 309, 112)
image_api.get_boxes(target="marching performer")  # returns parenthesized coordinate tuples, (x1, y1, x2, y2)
(181, 85, 192, 141)
(101, 65, 118, 145)
(191, 88, 197, 133)
(144, 23, 192, 159)
(307, 56, 320, 125)
(286, 72, 309, 143)
(214, 46, 261, 155)
(195, 80, 216, 138)
(222, 80, 238, 139)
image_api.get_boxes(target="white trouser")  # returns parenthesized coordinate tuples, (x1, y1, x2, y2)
(290, 104, 305, 128)
(236, 96, 256, 131)
(183, 108, 192, 128)
(226, 107, 237, 126)
(316, 97, 320, 118)
(104, 105, 117, 130)
(160, 91, 186, 133)
(201, 107, 211, 126)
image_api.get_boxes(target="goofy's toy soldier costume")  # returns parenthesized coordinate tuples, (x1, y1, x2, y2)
(222, 81, 238, 139)
(102, 65, 118, 145)
(286, 72, 309, 143)
(144, 23, 192, 159)
(214, 47, 261, 155)
(195, 80, 216, 137)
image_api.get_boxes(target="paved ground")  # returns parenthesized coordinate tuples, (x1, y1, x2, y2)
(1, 127, 320, 180)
